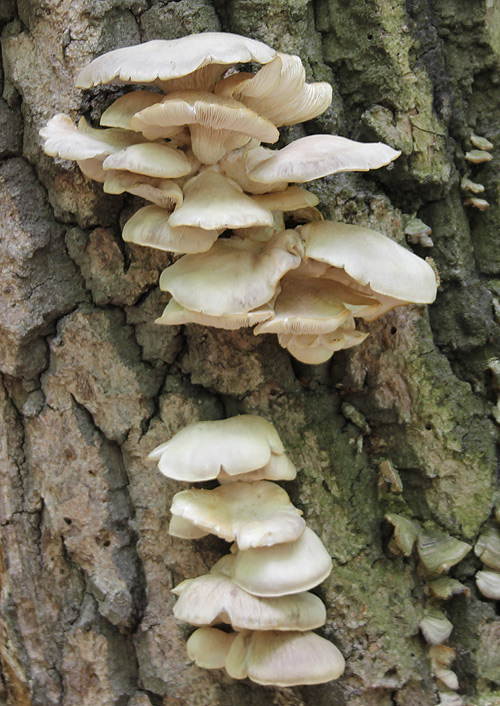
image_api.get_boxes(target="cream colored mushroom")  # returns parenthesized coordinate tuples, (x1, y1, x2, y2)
(247, 134, 401, 184)
(102, 142, 192, 178)
(159, 229, 304, 317)
(148, 414, 287, 482)
(278, 327, 369, 365)
(103, 172, 183, 210)
(100, 91, 164, 130)
(212, 527, 332, 597)
(76, 32, 276, 91)
(186, 627, 237, 669)
(172, 574, 326, 631)
(225, 629, 345, 686)
(122, 205, 221, 253)
(155, 297, 274, 329)
(219, 143, 287, 194)
(168, 170, 274, 230)
(129, 91, 279, 163)
(170, 480, 305, 549)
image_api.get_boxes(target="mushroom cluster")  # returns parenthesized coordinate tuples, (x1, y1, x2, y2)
(149, 414, 345, 686)
(40, 31, 438, 364)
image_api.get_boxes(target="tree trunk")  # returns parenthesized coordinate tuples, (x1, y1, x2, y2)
(1, 1, 499, 704)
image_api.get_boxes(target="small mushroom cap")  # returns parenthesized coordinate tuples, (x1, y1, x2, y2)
(218, 451, 297, 484)
(169, 515, 209, 539)
(148, 414, 286, 482)
(170, 480, 305, 550)
(248, 134, 401, 184)
(474, 526, 500, 570)
(300, 221, 438, 305)
(428, 578, 469, 600)
(251, 185, 319, 212)
(225, 630, 345, 686)
(123, 206, 221, 253)
(470, 134, 493, 151)
(100, 91, 164, 130)
(76, 33, 276, 88)
(104, 172, 183, 209)
(277, 327, 369, 364)
(219, 144, 287, 194)
(419, 608, 453, 645)
(417, 528, 471, 573)
(465, 149, 493, 163)
(475, 569, 500, 600)
(155, 297, 274, 329)
(172, 574, 326, 631)
(385, 513, 420, 557)
(460, 176, 485, 194)
(102, 142, 192, 178)
(220, 526, 332, 597)
(168, 171, 274, 230)
(40, 114, 141, 161)
(159, 229, 304, 316)
(186, 627, 237, 669)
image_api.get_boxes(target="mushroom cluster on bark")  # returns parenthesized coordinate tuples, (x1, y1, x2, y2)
(148, 414, 345, 686)
(40, 31, 438, 364)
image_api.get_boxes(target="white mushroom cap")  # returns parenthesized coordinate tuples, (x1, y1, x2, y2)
(122, 206, 221, 253)
(130, 90, 279, 163)
(170, 480, 305, 550)
(172, 574, 326, 631)
(103, 172, 183, 210)
(186, 627, 237, 669)
(219, 144, 287, 194)
(300, 221, 438, 305)
(155, 297, 274, 329)
(159, 229, 304, 316)
(169, 515, 209, 539)
(102, 142, 192, 178)
(251, 185, 319, 212)
(168, 170, 274, 230)
(40, 114, 142, 161)
(218, 451, 297, 484)
(215, 527, 332, 597)
(247, 134, 401, 184)
(277, 326, 369, 365)
(218, 52, 333, 127)
(100, 91, 165, 130)
(76, 33, 276, 88)
(225, 630, 345, 686)
(148, 415, 286, 482)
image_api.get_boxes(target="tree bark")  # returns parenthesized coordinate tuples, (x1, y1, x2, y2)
(1, 1, 499, 704)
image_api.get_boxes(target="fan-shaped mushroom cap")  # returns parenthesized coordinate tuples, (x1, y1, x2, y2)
(76, 33, 276, 89)
(251, 185, 319, 212)
(40, 114, 142, 161)
(173, 574, 326, 631)
(159, 229, 304, 316)
(122, 206, 221, 253)
(169, 515, 209, 539)
(300, 221, 438, 305)
(170, 481, 305, 550)
(217, 52, 333, 127)
(219, 144, 287, 194)
(248, 134, 401, 184)
(168, 171, 274, 230)
(102, 142, 192, 178)
(476, 569, 500, 600)
(148, 415, 286, 482)
(186, 627, 237, 669)
(225, 630, 345, 685)
(155, 297, 274, 329)
(130, 90, 279, 163)
(104, 172, 183, 210)
(100, 91, 165, 130)
(254, 275, 380, 336)
(475, 526, 500, 571)
(213, 527, 332, 597)
(218, 451, 296, 484)
(278, 327, 369, 364)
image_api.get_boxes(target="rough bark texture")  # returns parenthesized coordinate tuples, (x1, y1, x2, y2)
(1, 1, 500, 705)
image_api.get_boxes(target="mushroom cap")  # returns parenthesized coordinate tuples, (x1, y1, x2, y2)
(155, 297, 274, 329)
(225, 630, 345, 686)
(221, 52, 333, 127)
(102, 142, 192, 178)
(215, 526, 332, 597)
(218, 450, 297, 484)
(251, 185, 319, 212)
(40, 114, 141, 161)
(474, 526, 500, 571)
(100, 91, 165, 130)
(476, 569, 500, 600)
(219, 144, 288, 194)
(417, 528, 472, 573)
(172, 574, 326, 631)
(169, 514, 209, 539)
(170, 480, 306, 550)
(168, 170, 274, 230)
(248, 134, 401, 183)
(277, 327, 369, 364)
(122, 206, 221, 253)
(159, 229, 304, 316)
(104, 172, 183, 210)
(300, 221, 438, 304)
(76, 33, 276, 88)
(148, 414, 286, 482)
(186, 627, 237, 669)
(130, 90, 279, 144)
